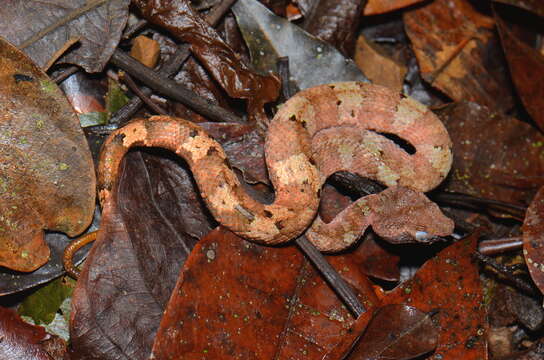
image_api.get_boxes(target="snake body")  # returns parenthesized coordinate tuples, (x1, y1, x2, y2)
(98, 82, 453, 252)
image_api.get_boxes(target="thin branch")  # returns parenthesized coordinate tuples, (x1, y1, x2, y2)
(478, 237, 523, 255)
(121, 72, 168, 115)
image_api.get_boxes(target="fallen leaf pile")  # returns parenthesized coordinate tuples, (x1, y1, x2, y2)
(0, 0, 543, 359)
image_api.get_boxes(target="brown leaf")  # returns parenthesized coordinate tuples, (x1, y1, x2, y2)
(0, 37, 95, 272)
(348, 304, 439, 360)
(354, 34, 407, 93)
(345, 234, 401, 282)
(522, 186, 544, 294)
(363, 0, 425, 15)
(0, 0, 130, 73)
(300, 0, 364, 56)
(403, 0, 515, 111)
(437, 101, 544, 205)
(0, 306, 68, 360)
(70, 150, 215, 360)
(381, 235, 487, 359)
(151, 227, 380, 359)
(494, 4, 544, 131)
(133, 0, 280, 124)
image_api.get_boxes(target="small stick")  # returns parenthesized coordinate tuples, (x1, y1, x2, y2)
(474, 251, 538, 296)
(296, 236, 365, 317)
(51, 65, 80, 84)
(110, 50, 244, 124)
(121, 72, 168, 115)
(478, 237, 523, 256)
(63, 231, 98, 279)
(105, 0, 239, 128)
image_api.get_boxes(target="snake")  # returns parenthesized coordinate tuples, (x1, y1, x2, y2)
(64, 82, 454, 277)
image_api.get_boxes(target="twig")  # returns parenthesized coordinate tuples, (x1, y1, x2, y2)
(122, 19, 148, 40)
(51, 66, 80, 84)
(104, 0, 239, 128)
(296, 236, 365, 317)
(478, 237, 523, 256)
(20, 0, 109, 49)
(121, 72, 168, 115)
(474, 251, 538, 296)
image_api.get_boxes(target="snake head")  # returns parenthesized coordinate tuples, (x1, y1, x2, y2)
(369, 186, 454, 244)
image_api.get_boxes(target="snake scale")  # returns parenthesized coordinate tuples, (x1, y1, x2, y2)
(98, 82, 454, 252)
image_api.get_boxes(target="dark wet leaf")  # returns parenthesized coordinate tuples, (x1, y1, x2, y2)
(511, 338, 544, 360)
(381, 235, 487, 359)
(0, 0, 130, 73)
(348, 304, 439, 360)
(133, 0, 280, 123)
(494, 3, 544, 131)
(493, 0, 544, 17)
(151, 227, 379, 359)
(300, 0, 365, 56)
(232, 0, 368, 90)
(70, 149, 215, 360)
(0, 306, 68, 360)
(404, 0, 515, 111)
(488, 284, 544, 331)
(522, 186, 544, 295)
(437, 101, 544, 205)
(0, 37, 95, 272)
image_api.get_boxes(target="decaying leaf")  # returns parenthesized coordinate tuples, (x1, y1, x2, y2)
(0, 0, 130, 73)
(404, 0, 515, 111)
(132, 0, 280, 123)
(0, 37, 95, 272)
(494, 3, 544, 131)
(522, 186, 544, 295)
(151, 227, 379, 359)
(0, 306, 67, 360)
(381, 235, 487, 359)
(437, 101, 544, 205)
(354, 34, 407, 93)
(232, 0, 368, 90)
(493, 0, 544, 18)
(348, 304, 439, 360)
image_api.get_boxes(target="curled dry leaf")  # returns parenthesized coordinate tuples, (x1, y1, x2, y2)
(437, 101, 544, 205)
(0, 37, 95, 272)
(151, 227, 380, 359)
(348, 304, 439, 360)
(381, 235, 487, 359)
(494, 4, 544, 131)
(522, 186, 544, 294)
(132, 0, 280, 123)
(404, 0, 515, 111)
(0, 0, 130, 73)
(0, 306, 67, 360)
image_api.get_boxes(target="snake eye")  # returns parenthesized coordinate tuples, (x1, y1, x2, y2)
(415, 231, 430, 242)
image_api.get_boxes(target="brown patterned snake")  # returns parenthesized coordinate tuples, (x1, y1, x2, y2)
(93, 82, 454, 254)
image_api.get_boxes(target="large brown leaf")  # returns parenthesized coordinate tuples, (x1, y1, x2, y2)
(494, 3, 544, 131)
(0, 0, 130, 73)
(403, 0, 514, 111)
(348, 304, 439, 360)
(380, 235, 487, 360)
(0, 37, 95, 272)
(151, 227, 379, 359)
(0, 306, 67, 360)
(437, 101, 544, 205)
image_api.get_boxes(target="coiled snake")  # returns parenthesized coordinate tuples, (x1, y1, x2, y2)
(95, 82, 454, 253)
